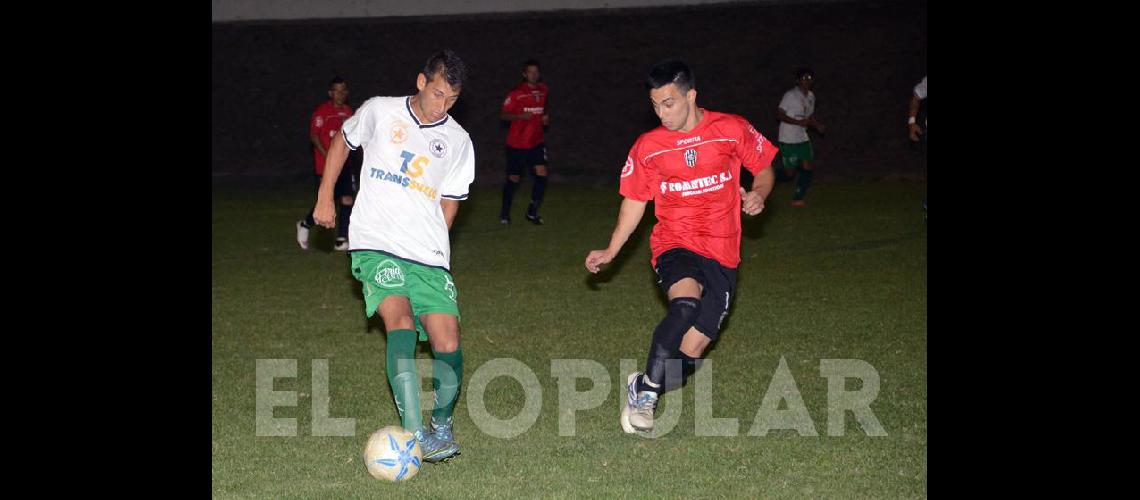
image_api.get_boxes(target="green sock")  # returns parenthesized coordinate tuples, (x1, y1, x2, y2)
(793, 168, 814, 200)
(431, 347, 463, 421)
(385, 329, 422, 433)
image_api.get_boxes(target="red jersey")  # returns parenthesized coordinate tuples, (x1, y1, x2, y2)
(501, 82, 548, 149)
(310, 101, 354, 175)
(619, 110, 778, 269)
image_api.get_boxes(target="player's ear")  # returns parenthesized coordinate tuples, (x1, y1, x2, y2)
(687, 88, 697, 103)
(416, 73, 427, 92)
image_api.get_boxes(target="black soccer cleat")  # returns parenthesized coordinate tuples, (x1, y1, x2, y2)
(525, 214, 544, 225)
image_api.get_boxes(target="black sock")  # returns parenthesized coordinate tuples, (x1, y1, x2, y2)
(528, 175, 548, 216)
(337, 203, 352, 239)
(302, 209, 316, 228)
(793, 168, 814, 200)
(639, 297, 701, 394)
(501, 180, 519, 218)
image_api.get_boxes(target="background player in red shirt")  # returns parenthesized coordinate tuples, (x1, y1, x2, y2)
(499, 59, 550, 225)
(584, 60, 777, 434)
(296, 76, 359, 251)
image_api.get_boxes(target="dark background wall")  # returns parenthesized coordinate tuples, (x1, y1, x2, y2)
(212, 0, 926, 185)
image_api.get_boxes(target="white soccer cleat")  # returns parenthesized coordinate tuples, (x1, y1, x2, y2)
(296, 220, 310, 250)
(620, 372, 658, 433)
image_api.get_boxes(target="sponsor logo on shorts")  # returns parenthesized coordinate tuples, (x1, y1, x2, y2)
(374, 260, 406, 288)
(443, 275, 457, 302)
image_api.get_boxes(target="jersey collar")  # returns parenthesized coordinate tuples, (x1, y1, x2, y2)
(405, 96, 449, 129)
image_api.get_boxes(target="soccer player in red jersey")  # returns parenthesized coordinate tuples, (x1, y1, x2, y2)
(584, 60, 778, 434)
(296, 77, 359, 251)
(499, 59, 550, 225)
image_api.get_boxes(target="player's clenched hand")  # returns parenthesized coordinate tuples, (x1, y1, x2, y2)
(313, 199, 337, 228)
(585, 249, 615, 274)
(740, 187, 765, 216)
(542, 114, 550, 126)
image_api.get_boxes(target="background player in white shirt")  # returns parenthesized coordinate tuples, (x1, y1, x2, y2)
(776, 68, 826, 208)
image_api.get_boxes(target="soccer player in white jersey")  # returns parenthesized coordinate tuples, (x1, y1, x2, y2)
(313, 50, 474, 463)
(776, 67, 826, 208)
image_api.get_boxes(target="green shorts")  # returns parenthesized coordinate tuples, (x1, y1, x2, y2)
(350, 251, 460, 341)
(778, 141, 814, 169)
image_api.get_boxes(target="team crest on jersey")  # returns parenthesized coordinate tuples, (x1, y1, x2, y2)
(684, 149, 697, 168)
(390, 121, 409, 144)
(315, 116, 324, 128)
(429, 139, 447, 158)
(621, 156, 634, 178)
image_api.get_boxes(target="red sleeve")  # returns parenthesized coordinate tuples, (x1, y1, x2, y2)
(734, 117, 778, 175)
(500, 90, 519, 114)
(618, 140, 656, 201)
(310, 106, 322, 137)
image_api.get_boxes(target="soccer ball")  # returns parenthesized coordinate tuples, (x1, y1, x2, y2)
(363, 426, 423, 482)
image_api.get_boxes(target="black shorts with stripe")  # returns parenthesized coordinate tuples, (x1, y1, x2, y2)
(654, 247, 738, 342)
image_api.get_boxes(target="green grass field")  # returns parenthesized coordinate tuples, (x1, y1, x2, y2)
(212, 180, 927, 498)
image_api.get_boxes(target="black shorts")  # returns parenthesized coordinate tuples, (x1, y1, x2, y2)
(654, 248, 738, 341)
(334, 165, 358, 199)
(315, 156, 360, 200)
(505, 144, 547, 176)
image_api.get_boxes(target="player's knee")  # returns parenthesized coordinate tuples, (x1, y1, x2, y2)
(507, 175, 521, 183)
(534, 165, 548, 177)
(669, 297, 700, 325)
(431, 337, 459, 353)
(383, 316, 416, 332)
(652, 297, 701, 350)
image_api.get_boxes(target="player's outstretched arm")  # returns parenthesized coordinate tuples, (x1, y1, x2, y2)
(314, 130, 350, 228)
(585, 197, 647, 273)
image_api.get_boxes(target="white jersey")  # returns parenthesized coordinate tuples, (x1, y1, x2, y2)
(777, 87, 815, 144)
(341, 96, 475, 270)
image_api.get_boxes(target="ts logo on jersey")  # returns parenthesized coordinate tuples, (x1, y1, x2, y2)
(621, 156, 634, 178)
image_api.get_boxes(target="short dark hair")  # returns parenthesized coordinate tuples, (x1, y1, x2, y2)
(329, 76, 347, 87)
(795, 67, 814, 80)
(423, 50, 468, 88)
(646, 59, 695, 92)
(523, 59, 540, 70)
